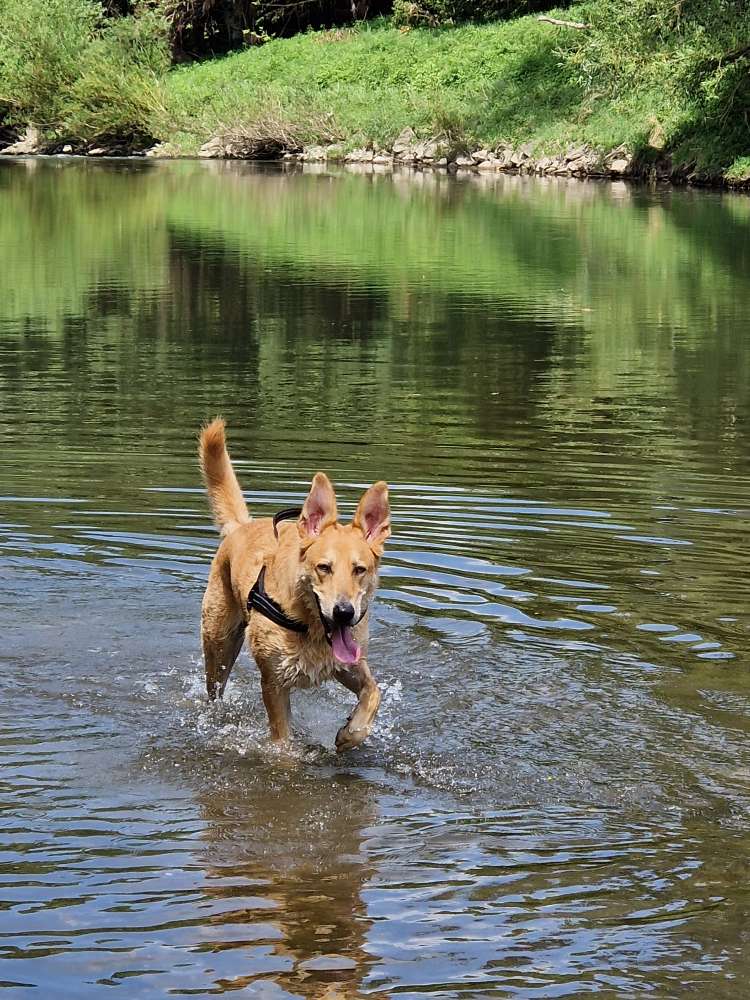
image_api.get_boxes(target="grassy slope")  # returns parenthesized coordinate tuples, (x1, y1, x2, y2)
(160, 8, 749, 177)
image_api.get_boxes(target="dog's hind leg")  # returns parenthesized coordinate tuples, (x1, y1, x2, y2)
(201, 569, 245, 700)
(334, 660, 381, 752)
(203, 621, 245, 701)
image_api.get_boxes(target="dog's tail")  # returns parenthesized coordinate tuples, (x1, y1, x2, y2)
(198, 418, 251, 536)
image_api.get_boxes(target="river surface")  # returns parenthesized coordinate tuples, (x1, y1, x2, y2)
(1, 158, 749, 998)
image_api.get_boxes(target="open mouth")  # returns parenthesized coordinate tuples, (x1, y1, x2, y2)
(317, 604, 364, 665)
(329, 625, 361, 665)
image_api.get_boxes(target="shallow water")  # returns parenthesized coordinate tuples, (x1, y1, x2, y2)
(1, 157, 749, 998)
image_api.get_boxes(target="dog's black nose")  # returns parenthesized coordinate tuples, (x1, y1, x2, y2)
(332, 601, 355, 626)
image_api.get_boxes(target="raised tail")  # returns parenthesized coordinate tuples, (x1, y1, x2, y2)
(198, 418, 251, 536)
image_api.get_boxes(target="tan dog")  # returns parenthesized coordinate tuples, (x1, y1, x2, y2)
(198, 418, 390, 751)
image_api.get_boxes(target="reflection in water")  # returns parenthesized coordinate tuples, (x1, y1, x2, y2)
(0, 158, 749, 996)
(198, 774, 382, 998)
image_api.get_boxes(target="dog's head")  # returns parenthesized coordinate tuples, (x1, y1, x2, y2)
(296, 473, 390, 665)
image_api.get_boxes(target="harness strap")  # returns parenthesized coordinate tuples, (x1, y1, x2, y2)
(273, 506, 303, 540)
(247, 565, 309, 634)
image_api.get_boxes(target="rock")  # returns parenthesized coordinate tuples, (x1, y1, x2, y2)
(564, 144, 588, 163)
(88, 147, 108, 157)
(605, 144, 629, 162)
(434, 157, 448, 167)
(198, 136, 225, 158)
(477, 157, 497, 171)
(609, 157, 631, 175)
(146, 142, 180, 159)
(373, 153, 392, 165)
(0, 125, 42, 156)
(415, 139, 440, 161)
(454, 155, 476, 168)
(61, 144, 73, 154)
(392, 126, 417, 155)
(346, 147, 373, 163)
(472, 149, 490, 163)
(301, 145, 327, 162)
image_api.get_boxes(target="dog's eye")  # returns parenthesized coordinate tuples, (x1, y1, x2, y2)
(316, 563, 332, 575)
(353, 565, 367, 577)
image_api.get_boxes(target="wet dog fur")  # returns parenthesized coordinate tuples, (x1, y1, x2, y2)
(198, 418, 390, 751)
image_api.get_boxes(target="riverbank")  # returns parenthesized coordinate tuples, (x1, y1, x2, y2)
(1, 6, 749, 189)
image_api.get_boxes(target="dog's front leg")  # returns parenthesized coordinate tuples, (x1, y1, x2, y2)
(334, 660, 381, 752)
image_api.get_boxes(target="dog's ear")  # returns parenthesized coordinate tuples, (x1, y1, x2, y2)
(298, 472, 338, 540)
(353, 481, 391, 556)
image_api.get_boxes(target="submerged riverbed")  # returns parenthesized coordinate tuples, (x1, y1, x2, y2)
(1, 158, 749, 998)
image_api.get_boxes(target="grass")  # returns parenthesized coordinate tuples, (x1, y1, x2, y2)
(159, 6, 750, 176)
(0, 0, 747, 178)
(161, 14, 586, 154)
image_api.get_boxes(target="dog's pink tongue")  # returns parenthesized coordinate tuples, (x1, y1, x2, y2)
(331, 626, 361, 665)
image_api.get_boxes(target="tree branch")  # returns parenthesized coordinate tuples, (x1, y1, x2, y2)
(713, 42, 750, 68)
(537, 15, 590, 30)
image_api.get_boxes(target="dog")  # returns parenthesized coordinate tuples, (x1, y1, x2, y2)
(198, 418, 390, 752)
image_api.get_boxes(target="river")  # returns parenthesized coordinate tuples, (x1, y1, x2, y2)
(0, 157, 749, 998)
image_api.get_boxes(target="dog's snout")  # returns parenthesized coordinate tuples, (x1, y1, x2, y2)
(332, 601, 355, 626)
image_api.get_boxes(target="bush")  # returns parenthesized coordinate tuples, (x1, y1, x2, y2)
(566, 0, 750, 167)
(0, 0, 101, 128)
(66, 10, 170, 145)
(0, 0, 170, 145)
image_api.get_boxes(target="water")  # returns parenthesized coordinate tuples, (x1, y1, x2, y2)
(0, 157, 749, 998)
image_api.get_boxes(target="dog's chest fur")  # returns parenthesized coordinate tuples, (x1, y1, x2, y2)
(277, 645, 338, 689)
(248, 622, 338, 690)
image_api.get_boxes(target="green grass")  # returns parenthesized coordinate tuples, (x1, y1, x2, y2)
(162, 14, 586, 153)
(159, 6, 750, 176)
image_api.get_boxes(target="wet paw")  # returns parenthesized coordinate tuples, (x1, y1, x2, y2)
(335, 719, 370, 753)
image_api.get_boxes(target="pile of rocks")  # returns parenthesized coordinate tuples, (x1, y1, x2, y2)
(2, 121, 746, 188)
(0, 127, 146, 158)
(275, 128, 642, 180)
(281, 131, 725, 185)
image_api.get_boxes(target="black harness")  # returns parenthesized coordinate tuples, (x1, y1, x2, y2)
(247, 565, 309, 634)
(246, 506, 310, 634)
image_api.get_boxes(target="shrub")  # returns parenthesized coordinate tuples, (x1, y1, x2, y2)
(66, 10, 170, 145)
(0, 0, 101, 128)
(0, 0, 169, 145)
(566, 0, 750, 167)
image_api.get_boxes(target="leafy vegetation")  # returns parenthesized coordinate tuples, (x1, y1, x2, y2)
(0, 0, 169, 146)
(0, 0, 747, 177)
(161, 15, 584, 153)
(570, 0, 750, 172)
